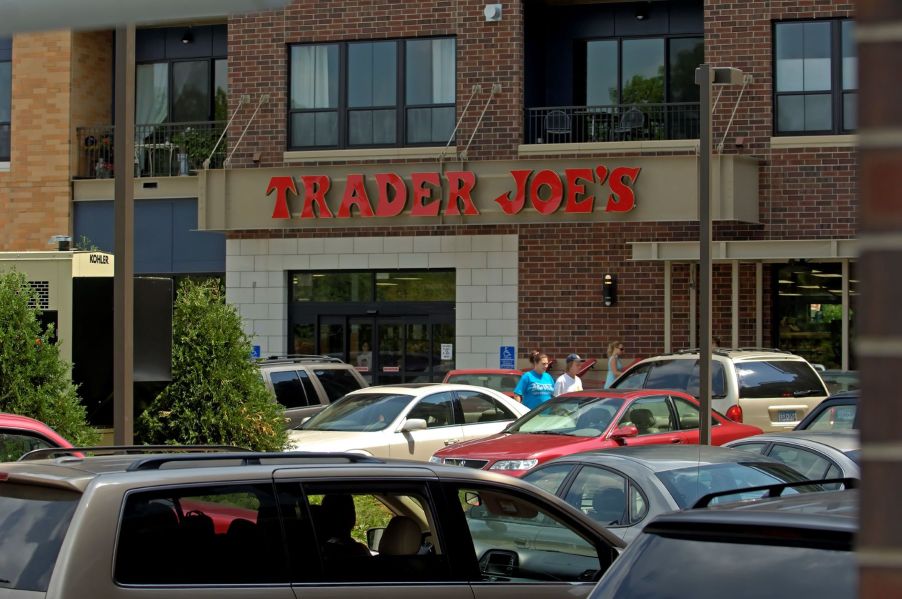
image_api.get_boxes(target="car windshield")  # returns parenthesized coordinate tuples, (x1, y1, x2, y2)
(299, 393, 414, 432)
(446, 373, 520, 393)
(507, 396, 624, 437)
(803, 404, 857, 431)
(655, 462, 820, 509)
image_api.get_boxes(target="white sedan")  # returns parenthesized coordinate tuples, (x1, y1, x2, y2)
(286, 383, 529, 461)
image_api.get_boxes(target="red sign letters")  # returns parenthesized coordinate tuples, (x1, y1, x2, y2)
(265, 166, 640, 220)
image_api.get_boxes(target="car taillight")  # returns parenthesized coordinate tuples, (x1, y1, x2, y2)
(0, 472, 7, 482)
(726, 404, 743, 422)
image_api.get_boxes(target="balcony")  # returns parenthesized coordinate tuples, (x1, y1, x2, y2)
(76, 121, 227, 179)
(524, 103, 700, 145)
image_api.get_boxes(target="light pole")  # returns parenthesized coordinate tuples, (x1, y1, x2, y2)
(695, 64, 745, 445)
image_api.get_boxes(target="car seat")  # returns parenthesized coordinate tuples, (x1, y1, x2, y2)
(629, 408, 658, 434)
(378, 516, 422, 556)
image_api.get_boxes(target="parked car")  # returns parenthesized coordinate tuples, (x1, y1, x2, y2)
(443, 369, 524, 397)
(444, 360, 599, 398)
(795, 390, 858, 430)
(520, 445, 822, 543)
(820, 369, 859, 394)
(610, 348, 829, 432)
(0, 448, 624, 597)
(286, 383, 530, 461)
(589, 489, 857, 599)
(257, 354, 369, 427)
(430, 390, 762, 476)
(725, 429, 859, 480)
(0, 412, 72, 462)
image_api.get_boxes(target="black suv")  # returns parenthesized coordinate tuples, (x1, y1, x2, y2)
(589, 488, 857, 599)
(257, 355, 368, 427)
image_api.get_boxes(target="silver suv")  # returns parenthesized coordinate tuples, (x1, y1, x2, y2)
(0, 447, 622, 598)
(258, 355, 368, 427)
(610, 349, 828, 432)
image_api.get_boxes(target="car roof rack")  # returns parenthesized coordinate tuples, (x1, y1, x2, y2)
(19, 445, 250, 461)
(692, 477, 858, 509)
(258, 354, 345, 364)
(126, 451, 385, 471)
(673, 347, 792, 356)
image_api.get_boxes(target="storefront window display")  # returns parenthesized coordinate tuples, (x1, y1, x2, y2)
(774, 262, 855, 369)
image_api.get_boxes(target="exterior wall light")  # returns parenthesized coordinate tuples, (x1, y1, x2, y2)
(484, 4, 502, 22)
(181, 28, 193, 44)
(603, 274, 617, 307)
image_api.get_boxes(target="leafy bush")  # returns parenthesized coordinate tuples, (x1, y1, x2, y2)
(0, 270, 98, 445)
(137, 279, 287, 451)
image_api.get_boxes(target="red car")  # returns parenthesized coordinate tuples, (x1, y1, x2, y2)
(430, 390, 762, 477)
(0, 412, 73, 462)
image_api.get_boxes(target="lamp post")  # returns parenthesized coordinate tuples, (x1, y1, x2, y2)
(695, 65, 745, 445)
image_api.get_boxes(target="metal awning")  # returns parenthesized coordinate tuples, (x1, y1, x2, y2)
(630, 239, 858, 262)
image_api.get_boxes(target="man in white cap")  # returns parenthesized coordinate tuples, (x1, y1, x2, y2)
(553, 353, 584, 397)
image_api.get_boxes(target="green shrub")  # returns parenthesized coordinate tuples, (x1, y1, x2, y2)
(0, 270, 99, 445)
(137, 279, 287, 451)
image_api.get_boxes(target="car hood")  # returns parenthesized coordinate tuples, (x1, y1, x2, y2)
(286, 429, 383, 452)
(436, 431, 600, 460)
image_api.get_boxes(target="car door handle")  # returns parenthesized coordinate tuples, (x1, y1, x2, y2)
(444, 439, 459, 446)
(669, 437, 682, 444)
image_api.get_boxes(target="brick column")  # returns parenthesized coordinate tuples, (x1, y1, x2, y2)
(857, 0, 902, 595)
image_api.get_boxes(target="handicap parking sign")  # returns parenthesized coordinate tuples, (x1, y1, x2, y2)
(251, 345, 261, 359)
(500, 346, 515, 369)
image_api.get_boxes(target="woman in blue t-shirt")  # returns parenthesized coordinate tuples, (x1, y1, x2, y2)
(514, 350, 555, 410)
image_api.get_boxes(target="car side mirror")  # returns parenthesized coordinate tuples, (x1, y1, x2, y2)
(300, 416, 311, 425)
(609, 424, 639, 445)
(400, 418, 428, 433)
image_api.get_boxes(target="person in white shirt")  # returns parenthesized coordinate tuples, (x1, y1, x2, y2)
(553, 353, 584, 397)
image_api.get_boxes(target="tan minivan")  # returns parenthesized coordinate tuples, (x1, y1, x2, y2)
(0, 448, 622, 598)
(611, 349, 829, 432)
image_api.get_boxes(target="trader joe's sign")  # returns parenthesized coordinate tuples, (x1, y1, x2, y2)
(265, 165, 641, 220)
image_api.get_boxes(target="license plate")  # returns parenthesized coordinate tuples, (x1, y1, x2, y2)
(777, 410, 796, 422)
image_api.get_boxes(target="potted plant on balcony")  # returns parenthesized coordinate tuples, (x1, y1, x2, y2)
(171, 126, 219, 175)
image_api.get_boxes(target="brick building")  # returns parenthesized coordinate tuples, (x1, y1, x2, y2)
(1, 0, 858, 391)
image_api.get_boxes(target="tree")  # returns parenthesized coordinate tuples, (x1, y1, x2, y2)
(0, 270, 98, 445)
(137, 279, 287, 451)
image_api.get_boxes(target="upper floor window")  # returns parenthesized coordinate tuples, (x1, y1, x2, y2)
(0, 37, 11, 161)
(288, 37, 455, 149)
(774, 19, 856, 135)
(135, 25, 228, 126)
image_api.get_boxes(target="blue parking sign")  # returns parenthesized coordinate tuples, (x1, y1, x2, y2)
(251, 345, 261, 359)
(500, 346, 516, 369)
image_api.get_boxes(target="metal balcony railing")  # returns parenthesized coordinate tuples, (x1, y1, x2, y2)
(76, 121, 227, 179)
(525, 103, 700, 145)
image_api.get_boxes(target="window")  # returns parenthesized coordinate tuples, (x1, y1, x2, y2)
(407, 392, 456, 428)
(767, 443, 834, 480)
(806, 404, 857, 431)
(586, 36, 703, 105)
(295, 483, 448, 583)
(456, 390, 516, 424)
(291, 270, 455, 303)
(618, 396, 675, 435)
(115, 483, 286, 585)
(774, 19, 856, 134)
(313, 368, 366, 402)
(564, 466, 640, 527)
(611, 362, 651, 389)
(736, 361, 826, 399)
(289, 38, 456, 149)
(0, 37, 10, 161)
(671, 396, 719, 429)
(269, 369, 316, 408)
(135, 25, 228, 125)
(521, 464, 575, 495)
(0, 432, 56, 462)
(454, 486, 606, 583)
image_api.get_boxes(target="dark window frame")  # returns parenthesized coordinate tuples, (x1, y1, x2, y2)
(135, 54, 228, 125)
(287, 36, 457, 150)
(772, 18, 856, 135)
(0, 37, 11, 161)
(578, 34, 705, 106)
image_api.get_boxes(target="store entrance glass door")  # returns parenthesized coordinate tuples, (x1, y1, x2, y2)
(312, 315, 454, 385)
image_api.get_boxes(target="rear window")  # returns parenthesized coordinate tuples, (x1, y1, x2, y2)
(446, 373, 520, 393)
(736, 361, 826, 399)
(654, 462, 815, 509)
(269, 370, 316, 408)
(591, 532, 855, 599)
(0, 483, 80, 591)
(313, 368, 364, 402)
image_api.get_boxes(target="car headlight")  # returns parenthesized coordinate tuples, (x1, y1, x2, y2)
(428, 455, 443, 464)
(490, 459, 538, 471)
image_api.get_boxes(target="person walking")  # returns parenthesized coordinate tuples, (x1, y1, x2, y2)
(604, 341, 625, 388)
(514, 350, 555, 409)
(553, 353, 584, 397)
